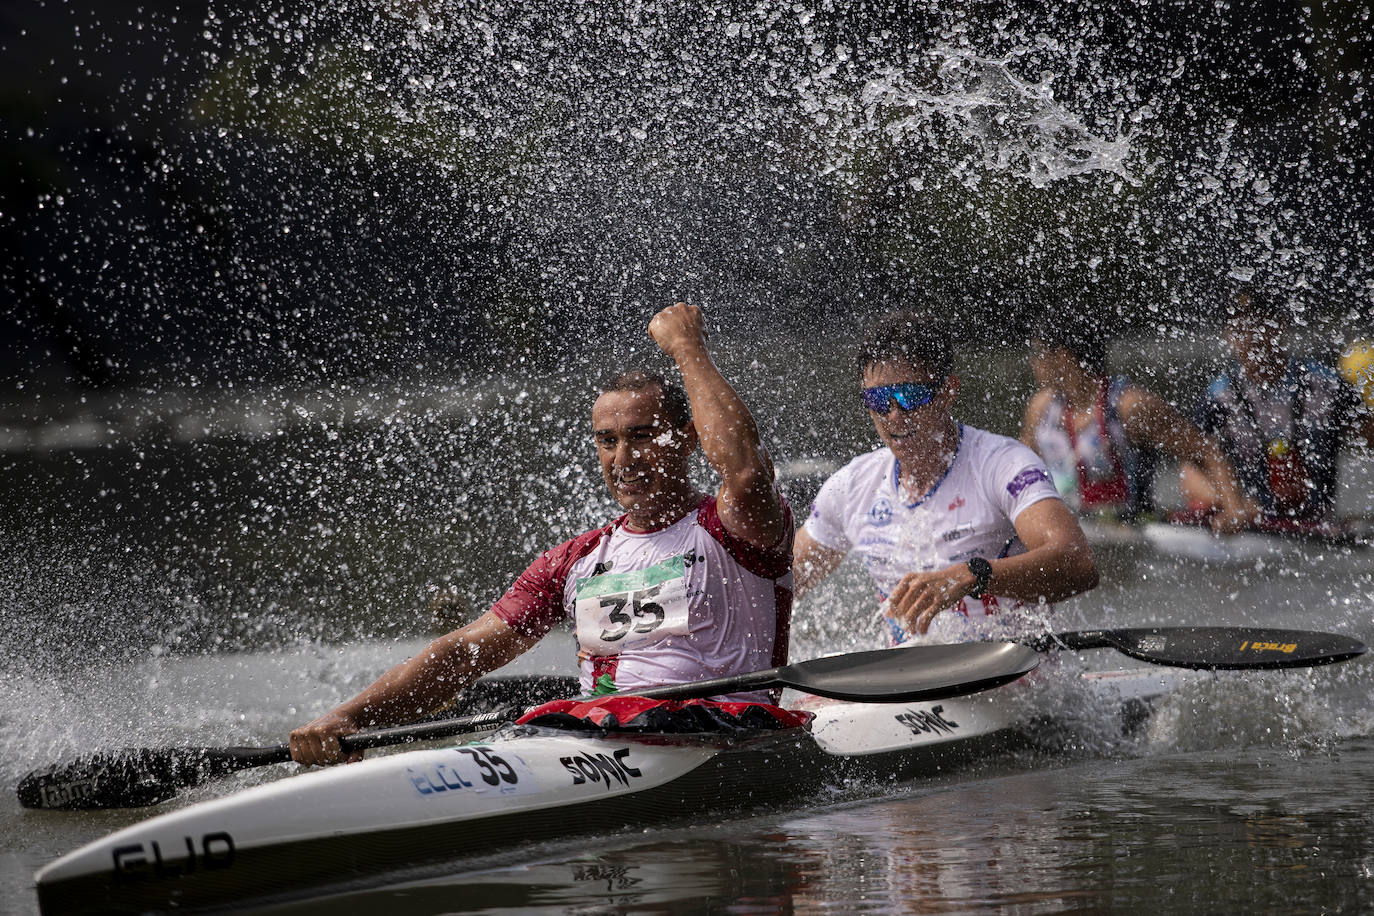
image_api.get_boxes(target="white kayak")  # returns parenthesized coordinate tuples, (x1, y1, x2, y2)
(33, 667, 1174, 914)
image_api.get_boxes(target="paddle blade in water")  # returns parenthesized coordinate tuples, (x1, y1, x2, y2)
(1050, 627, 1368, 670)
(17, 746, 290, 811)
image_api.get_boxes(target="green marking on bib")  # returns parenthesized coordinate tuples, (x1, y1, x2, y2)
(575, 554, 685, 599)
(589, 674, 619, 697)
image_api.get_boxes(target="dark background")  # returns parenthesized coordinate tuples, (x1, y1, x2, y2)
(3, 0, 1370, 397)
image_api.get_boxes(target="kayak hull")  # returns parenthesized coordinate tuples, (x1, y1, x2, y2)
(34, 673, 1165, 914)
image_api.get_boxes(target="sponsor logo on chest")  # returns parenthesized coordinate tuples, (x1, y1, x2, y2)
(868, 497, 894, 526)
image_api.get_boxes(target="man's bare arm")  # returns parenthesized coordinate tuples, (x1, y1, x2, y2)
(793, 527, 847, 600)
(1019, 388, 1054, 452)
(1118, 387, 1257, 532)
(289, 611, 541, 766)
(648, 303, 787, 549)
(888, 498, 1098, 635)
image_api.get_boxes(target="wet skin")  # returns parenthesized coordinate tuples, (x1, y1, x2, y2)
(591, 387, 701, 531)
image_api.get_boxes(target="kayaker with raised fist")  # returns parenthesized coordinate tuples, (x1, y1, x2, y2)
(290, 302, 795, 766)
(793, 311, 1098, 647)
(1181, 287, 1374, 524)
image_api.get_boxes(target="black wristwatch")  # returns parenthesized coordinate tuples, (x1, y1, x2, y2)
(966, 557, 993, 598)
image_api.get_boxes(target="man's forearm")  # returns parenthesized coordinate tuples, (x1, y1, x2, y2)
(672, 346, 766, 479)
(333, 634, 479, 727)
(979, 545, 1098, 604)
(331, 614, 535, 728)
(1201, 447, 1251, 514)
(647, 302, 769, 482)
(793, 529, 846, 600)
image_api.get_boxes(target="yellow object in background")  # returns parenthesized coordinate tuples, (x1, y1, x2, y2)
(1341, 339, 1374, 407)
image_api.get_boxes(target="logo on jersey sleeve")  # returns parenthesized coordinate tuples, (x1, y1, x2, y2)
(1006, 467, 1052, 498)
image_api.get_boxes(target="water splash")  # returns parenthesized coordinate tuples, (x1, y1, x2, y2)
(857, 49, 1136, 190)
(6, 0, 1374, 665)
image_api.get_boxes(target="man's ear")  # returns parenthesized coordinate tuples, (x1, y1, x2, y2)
(943, 374, 960, 401)
(680, 421, 699, 453)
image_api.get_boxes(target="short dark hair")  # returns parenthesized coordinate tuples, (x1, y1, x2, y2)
(599, 369, 692, 428)
(1029, 313, 1111, 375)
(859, 311, 954, 379)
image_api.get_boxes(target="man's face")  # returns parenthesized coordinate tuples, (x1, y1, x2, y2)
(861, 359, 958, 462)
(1028, 339, 1072, 390)
(591, 386, 695, 516)
(1226, 314, 1285, 376)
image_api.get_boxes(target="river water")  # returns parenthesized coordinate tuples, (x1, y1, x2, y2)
(3, 360, 1373, 914)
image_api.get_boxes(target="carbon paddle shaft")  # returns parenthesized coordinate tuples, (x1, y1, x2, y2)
(339, 706, 521, 751)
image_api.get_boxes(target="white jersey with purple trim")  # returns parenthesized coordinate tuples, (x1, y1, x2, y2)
(803, 424, 1062, 646)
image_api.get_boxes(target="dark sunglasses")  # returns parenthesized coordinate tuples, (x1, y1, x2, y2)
(861, 382, 939, 413)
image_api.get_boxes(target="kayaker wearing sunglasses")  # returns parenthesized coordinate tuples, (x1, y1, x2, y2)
(290, 302, 794, 766)
(793, 311, 1098, 646)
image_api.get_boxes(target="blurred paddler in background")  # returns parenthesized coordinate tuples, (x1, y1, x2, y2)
(1180, 288, 1374, 527)
(1020, 314, 1258, 534)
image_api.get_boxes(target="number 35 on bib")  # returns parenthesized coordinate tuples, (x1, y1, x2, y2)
(574, 555, 694, 655)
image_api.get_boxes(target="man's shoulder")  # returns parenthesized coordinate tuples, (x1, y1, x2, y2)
(535, 522, 616, 569)
(504, 521, 616, 608)
(960, 424, 1038, 462)
(835, 446, 893, 478)
(1292, 356, 1360, 419)
(958, 425, 1054, 495)
(1293, 356, 1344, 388)
(817, 447, 893, 497)
(807, 448, 888, 510)
(695, 493, 793, 578)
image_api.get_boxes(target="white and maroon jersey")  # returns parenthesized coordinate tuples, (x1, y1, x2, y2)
(492, 495, 793, 702)
(803, 424, 1062, 646)
(1033, 376, 1157, 519)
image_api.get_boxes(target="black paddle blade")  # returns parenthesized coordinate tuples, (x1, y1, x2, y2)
(17, 745, 290, 811)
(1048, 627, 1369, 670)
(16, 673, 578, 813)
(777, 641, 1041, 701)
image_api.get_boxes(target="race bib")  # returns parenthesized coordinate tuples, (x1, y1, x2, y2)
(574, 555, 693, 655)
